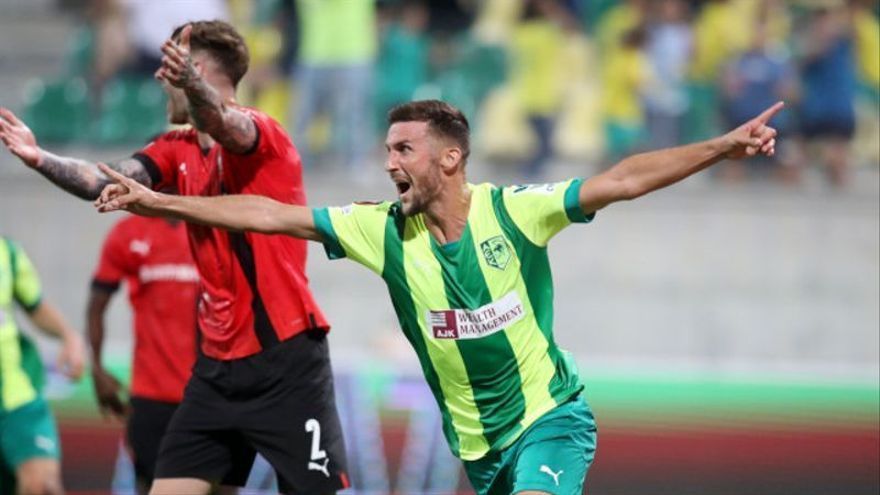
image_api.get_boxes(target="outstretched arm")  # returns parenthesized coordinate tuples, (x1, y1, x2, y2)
(0, 108, 152, 199)
(157, 25, 256, 153)
(579, 102, 784, 214)
(94, 164, 322, 241)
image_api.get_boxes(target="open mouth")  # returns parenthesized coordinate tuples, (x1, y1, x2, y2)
(395, 181, 411, 196)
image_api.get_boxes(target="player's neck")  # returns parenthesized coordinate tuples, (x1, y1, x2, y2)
(424, 182, 471, 245)
(196, 131, 215, 150)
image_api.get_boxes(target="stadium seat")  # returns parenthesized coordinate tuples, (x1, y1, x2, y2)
(63, 27, 95, 78)
(92, 77, 167, 144)
(21, 77, 90, 143)
(453, 37, 507, 104)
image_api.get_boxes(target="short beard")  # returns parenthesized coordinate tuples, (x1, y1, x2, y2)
(400, 157, 443, 217)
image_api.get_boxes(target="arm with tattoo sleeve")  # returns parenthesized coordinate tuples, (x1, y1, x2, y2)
(158, 25, 256, 154)
(35, 153, 152, 200)
(181, 77, 256, 154)
(1, 106, 152, 199)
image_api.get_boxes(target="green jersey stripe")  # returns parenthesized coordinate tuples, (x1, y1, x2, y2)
(431, 217, 529, 451)
(313, 208, 346, 260)
(564, 178, 594, 223)
(469, 186, 558, 441)
(380, 209, 463, 456)
(399, 213, 490, 458)
(492, 187, 583, 406)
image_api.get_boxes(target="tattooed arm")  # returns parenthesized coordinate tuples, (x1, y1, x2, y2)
(35, 153, 152, 200)
(180, 77, 256, 154)
(158, 25, 257, 154)
(0, 107, 152, 199)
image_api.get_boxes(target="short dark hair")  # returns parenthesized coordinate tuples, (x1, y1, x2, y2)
(172, 20, 249, 87)
(388, 100, 471, 163)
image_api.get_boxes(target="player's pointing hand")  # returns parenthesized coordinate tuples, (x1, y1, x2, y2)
(95, 163, 160, 214)
(723, 101, 784, 160)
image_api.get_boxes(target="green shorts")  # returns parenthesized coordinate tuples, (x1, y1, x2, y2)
(0, 397, 60, 474)
(464, 395, 598, 495)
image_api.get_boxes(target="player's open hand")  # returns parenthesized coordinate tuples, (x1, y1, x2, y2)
(0, 107, 41, 168)
(95, 163, 161, 215)
(722, 101, 784, 160)
(91, 366, 128, 420)
(155, 24, 200, 89)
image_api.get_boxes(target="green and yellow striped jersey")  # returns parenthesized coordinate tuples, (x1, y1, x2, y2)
(313, 179, 594, 460)
(0, 237, 45, 413)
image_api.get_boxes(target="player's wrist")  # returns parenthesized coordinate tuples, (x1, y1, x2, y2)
(714, 135, 737, 159)
(32, 148, 47, 169)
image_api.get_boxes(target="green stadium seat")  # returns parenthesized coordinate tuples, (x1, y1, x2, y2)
(21, 77, 90, 143)
(63, 27, 95, 78)
(452, 37, 507, 104)
(92, 77, 167, 144)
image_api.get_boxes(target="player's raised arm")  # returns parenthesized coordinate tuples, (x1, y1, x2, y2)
(94, 164, 322, 241)
(157, 24, 256, 154)
(578, 101, 784, 214)
(0, 108, 152, 200)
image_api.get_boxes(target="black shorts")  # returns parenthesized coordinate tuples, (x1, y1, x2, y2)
(127, 397, 179, 487)
(154, 330, 349, 494)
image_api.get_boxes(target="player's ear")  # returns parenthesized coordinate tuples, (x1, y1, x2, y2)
(192, 59, 206, 77)
(440, 147, 463, 175)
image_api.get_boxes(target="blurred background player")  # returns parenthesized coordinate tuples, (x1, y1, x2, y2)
(795, 3, 858, 186)
(290, 0, 377, 175)
(720, 15, 798, 183)
(0, 236, 85, 495)
(0, 20, 348, 495)
(86, 212, 199, 494)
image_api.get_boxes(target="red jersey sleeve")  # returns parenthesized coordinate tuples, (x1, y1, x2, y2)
(92, 220, 137, 292)
(132, 131, 186, 190)
(237, 109, 289, 160)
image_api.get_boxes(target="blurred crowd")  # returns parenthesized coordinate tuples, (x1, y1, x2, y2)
(29, 0, 880, 185)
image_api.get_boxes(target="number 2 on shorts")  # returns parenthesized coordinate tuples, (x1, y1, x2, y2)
(305, 418, 327, 461)
(305, 418, 330, 477)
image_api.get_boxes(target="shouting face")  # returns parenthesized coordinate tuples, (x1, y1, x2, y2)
(384, 121, 447, 216)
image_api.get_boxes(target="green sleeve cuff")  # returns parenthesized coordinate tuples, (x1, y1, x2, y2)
(312, 208, 346, 260)
(18, 295, 42, 314)
(564, 178, 595, 224)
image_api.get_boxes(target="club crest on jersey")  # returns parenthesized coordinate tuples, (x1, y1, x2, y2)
(480, 236, 511, 270)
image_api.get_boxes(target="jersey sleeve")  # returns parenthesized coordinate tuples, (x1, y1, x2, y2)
(91, 222, 135, 293)
(311, 202, 391, 275)
(8, 240, 43, 312)
(501, 178, 594, 247)
(132, 132, 180, 190)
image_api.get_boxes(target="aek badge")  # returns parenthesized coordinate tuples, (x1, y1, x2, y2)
(480, 236, 511, 270)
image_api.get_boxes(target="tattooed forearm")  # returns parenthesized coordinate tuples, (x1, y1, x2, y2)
(35, 151, 151, 200)
(184, 76, 224, 133)
(184, 78, 257, 154)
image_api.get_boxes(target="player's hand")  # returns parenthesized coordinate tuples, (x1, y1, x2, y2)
(58, 333, 85, 381)
(95, 163, 162, 215)
(0, 107, 41, 168)
(722, 101, 784, 160)
(155, 24, 201, 90)
(91, 366, 128, 420)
